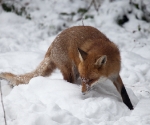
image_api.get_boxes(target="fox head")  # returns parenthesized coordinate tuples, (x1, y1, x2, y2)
(78, 48, 108, 93)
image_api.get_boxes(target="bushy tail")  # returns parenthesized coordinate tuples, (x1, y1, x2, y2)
(0, 57, 56, 86)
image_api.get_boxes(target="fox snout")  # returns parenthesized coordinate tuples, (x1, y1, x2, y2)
(81, 77, 98, 94)
(81, 76, 108, 94)
(81, 77, 90, 94)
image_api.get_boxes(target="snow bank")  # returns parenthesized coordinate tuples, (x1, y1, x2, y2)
(0, 77, 132, 125)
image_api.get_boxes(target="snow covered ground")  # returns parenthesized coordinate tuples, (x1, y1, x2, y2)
(0, 0, 150, 125)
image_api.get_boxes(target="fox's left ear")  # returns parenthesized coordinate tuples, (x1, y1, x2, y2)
(78, 48, 88, 62)
(95, 55, 107, 67)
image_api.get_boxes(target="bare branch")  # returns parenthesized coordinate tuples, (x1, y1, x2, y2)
(76, 0, 103, 21)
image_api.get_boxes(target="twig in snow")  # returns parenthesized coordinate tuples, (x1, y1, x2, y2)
(82, 18, 84, 26)
(0, 80, 7, 125)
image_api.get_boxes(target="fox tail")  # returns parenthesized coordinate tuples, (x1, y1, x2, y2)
(0, 53, 56, 86)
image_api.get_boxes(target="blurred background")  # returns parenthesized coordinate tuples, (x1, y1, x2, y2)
(0, 0, 150, 55)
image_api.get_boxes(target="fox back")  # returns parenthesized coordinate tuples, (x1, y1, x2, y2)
(49, 26, 120, 83)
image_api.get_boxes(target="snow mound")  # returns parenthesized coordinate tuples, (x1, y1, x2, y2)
(1, 77, 133, 125)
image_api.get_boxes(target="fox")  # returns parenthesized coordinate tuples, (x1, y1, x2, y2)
(0, 26, 133, 110)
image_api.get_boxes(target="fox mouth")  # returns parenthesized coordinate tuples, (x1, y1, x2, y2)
(82, 76, 107, 95)
(82, 81, 98, 95)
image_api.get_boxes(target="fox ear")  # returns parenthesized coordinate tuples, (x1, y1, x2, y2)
(78, 48, 88, 62)
(95, 55, 107, 67)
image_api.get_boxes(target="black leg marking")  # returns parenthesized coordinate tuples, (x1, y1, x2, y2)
(121, 85, 133, 110)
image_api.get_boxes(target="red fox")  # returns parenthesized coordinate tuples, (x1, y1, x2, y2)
(0, 26, 133, 110)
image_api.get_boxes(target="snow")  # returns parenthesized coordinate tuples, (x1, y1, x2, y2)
(0, 0, 150, 125)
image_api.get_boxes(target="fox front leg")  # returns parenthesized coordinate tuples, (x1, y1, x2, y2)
(113, 75, 133, 110)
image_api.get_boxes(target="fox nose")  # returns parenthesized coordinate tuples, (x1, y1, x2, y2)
(81, 77, 91, 94)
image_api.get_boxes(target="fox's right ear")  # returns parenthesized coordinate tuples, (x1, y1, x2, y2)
(78, 48, 88, 62)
